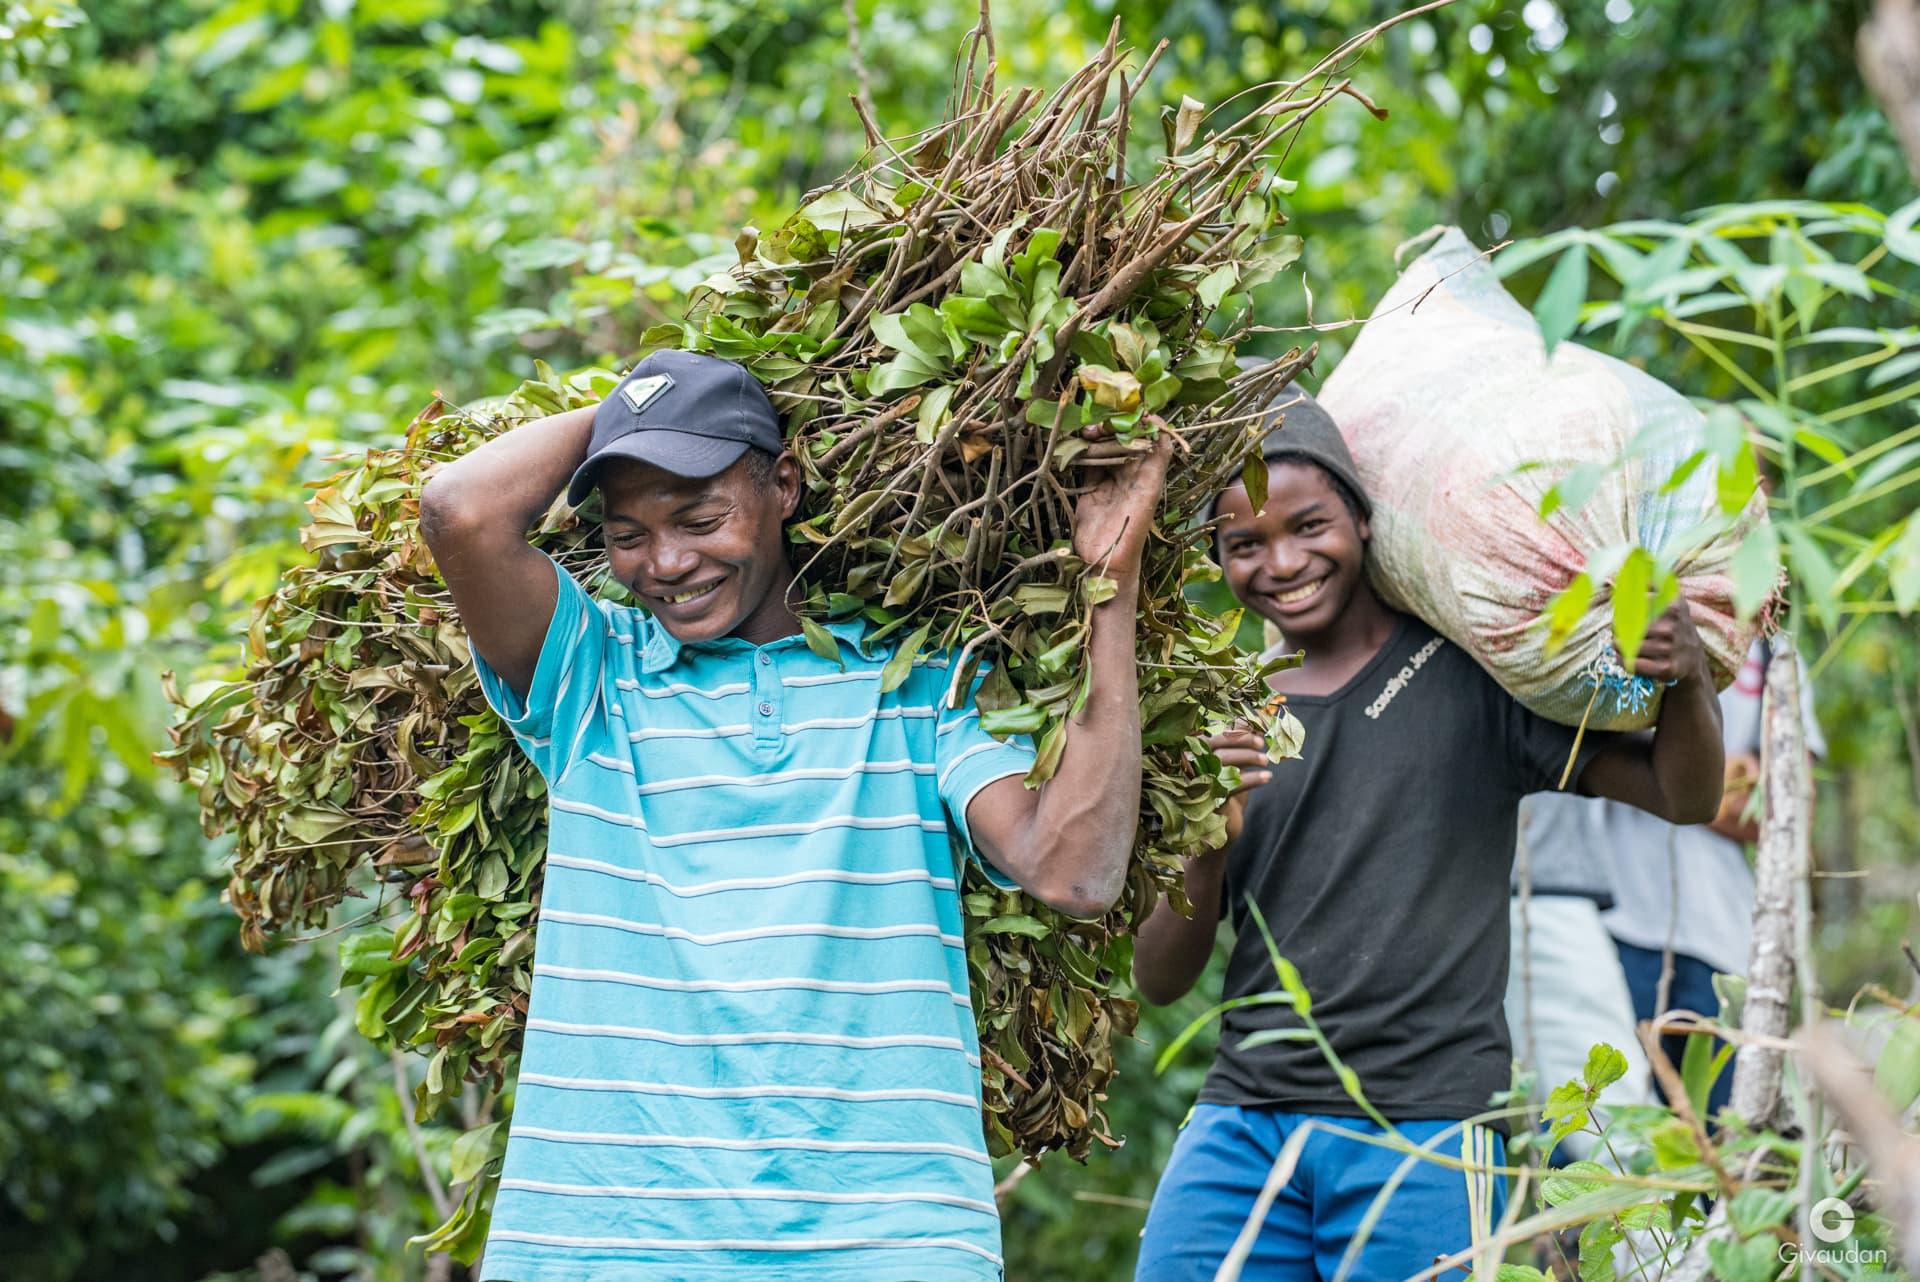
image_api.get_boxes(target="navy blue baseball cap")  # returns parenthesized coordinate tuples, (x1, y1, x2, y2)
(566, 350, 785, 505)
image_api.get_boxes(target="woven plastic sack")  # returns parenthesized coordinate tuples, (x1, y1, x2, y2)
(1316, 227, 1760, 730)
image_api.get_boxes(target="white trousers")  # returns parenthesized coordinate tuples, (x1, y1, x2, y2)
(1504, 895, 1651, 1162)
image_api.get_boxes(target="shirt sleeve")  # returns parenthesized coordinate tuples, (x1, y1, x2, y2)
(470, 555, 609, 785)
(935, 659, 1038, 889)
(1502, 686, 1617, 797)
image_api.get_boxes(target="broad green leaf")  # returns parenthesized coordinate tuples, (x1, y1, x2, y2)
(1890, 516, 1920, 614)
(1542, 573, 1594, 655)
(1197, 263, 1239, 309)
(799, 616, 843, 667)
(341, 929, 402, 976)
(879, 621, 931, 693)
(1583, 1042, 1628, 1091)
(1885, 195, 1920, 265)
(1541, 463, 1608, 518)
(1541, 1160, 1610, 1206)
(1241, 453, 1268, 517)
(1077, 363, 1142, 411)
(1025, 716, 1068, 785)
(1728, 1186, 1795, 1237)
(1648, 1117, 1701, 1168)
(1535, 243, 1590, 357)
(1873, 1015, 1920, 1111)
(796, 189, 887, 231)
(448, 1121, 502, 1183)
(979, 914, 1050, 939)
(1705, 1235, 1779, 1282)
(980, 702, 1046, 736)
(1781, 525, 1840, 627)
(1730, 524, 1780, 620)
(1610, 547, 1656, 669)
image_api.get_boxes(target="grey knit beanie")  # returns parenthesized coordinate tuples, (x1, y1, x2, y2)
(1203, 383, 1373, 526)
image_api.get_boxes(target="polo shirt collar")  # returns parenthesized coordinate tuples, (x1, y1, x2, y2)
(640, 615, 871, 674)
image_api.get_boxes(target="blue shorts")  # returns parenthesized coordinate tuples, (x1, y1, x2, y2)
(1135, 1104, 1507, 1282)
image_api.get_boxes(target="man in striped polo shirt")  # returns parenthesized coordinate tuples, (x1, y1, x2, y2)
(420, 350, 1170, 1281)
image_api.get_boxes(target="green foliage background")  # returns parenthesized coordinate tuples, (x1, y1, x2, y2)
(3, 1, 1914, 1279)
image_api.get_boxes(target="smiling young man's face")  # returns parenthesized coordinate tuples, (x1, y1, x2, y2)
(596, 450, 802, 645)
(1215, 459, 1371, 643)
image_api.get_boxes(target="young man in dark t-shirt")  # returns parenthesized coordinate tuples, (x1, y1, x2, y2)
(1131, 390, 1725, 1281)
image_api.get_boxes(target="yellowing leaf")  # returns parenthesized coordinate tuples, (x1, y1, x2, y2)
(1076, 363, 1142, 410)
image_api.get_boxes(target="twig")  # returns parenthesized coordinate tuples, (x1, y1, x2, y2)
(391, 1051, 454, 1221)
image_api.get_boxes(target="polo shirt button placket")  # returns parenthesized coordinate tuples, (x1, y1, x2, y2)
(752, 646, 781, 755)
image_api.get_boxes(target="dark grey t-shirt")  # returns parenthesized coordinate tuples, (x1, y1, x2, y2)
(1198, 614, 1608, 1127)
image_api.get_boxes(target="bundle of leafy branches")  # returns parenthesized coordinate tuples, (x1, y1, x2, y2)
(164, 9, 1382, 1201)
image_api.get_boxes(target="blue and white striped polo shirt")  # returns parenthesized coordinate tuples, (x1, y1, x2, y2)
(472, 556, 1035, 1282)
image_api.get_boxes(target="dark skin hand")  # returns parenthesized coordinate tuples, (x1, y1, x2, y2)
(418, 401, 1173, 919)
(1132, 460, 1726, 1005)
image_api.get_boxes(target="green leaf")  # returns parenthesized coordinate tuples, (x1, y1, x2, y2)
(1013, 584, 1072, 615)
(796, 189, 887, 231)
(1874, 1015, 1920, 1111)
(1886, 196, 1920, 264)
(1610, 547, 1656, 668)
(1241, 453, 1268, 517)
(1577, 1220, 1621, 1282)
(1543, 573, 1595, 655)
(1541, 1160, 1610, 1206)
(1890, 516, 1920, 614)
(1583, 1042, 1628, 1091)
(474, 854, 508, 900)
(980, 703, 1047, 736)
(1082, 574, 1119, 606)
(1705, 1234, 1779, 1282)
(1197, 263, 1239, 309)
(800, 616, 844, 667)
(879, 621, 930, 694)
(1076, 363, 1142, 411)
(1730, 523, 1780, 621)
(1541, 463, 1608, 518)
(340, 929, 402, 976)
(1729, 1186, 1795, 1237)
(1648, 1117, 1701, 1168)
(1535, 243, 1590, 357)
(1025, 716, 1068, 785)
(979, 914, 1050, 939)
(448, 1121, 502, 1184)
(1495, 1267, 1551, 1282)
(1781, 525, 1840, 627)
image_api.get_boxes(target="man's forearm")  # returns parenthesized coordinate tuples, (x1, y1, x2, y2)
(1014, 570, 1145, 915)
(1132, 847, 1225, 1004)
(1651, 674, 1726, 824)
(420, 404, 598, 537)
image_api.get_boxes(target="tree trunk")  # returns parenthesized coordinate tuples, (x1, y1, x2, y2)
(1727, 634, 1810, 1133)
(1862, 0, 1920, 180)
(1670, 637, 1812, 1281)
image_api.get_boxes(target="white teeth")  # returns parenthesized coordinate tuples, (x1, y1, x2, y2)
(663, 582, 720, 605)
(1276, 579, 1324, 605)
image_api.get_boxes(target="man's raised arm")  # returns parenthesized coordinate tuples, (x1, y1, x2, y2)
(964, 436, 1173, 920)
(418, 404, 598, 698)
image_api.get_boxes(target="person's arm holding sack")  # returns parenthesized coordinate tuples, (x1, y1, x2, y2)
(1573, 603, 1726, 824)
(963, 436, 1174, 920)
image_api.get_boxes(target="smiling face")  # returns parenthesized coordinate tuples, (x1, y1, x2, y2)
(1215, 459, 1372, 644)
(597, 449, 803, 645)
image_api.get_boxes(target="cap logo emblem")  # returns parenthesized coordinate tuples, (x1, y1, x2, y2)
(620, 372, 675, 414)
